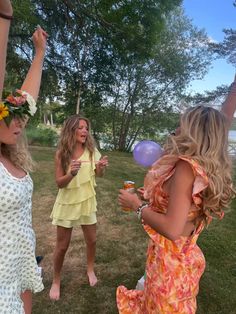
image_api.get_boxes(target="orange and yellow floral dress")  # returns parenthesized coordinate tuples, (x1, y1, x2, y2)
(117, 155, 222, 314)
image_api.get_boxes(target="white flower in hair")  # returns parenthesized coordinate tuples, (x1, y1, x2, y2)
(21, 90, 37, 116)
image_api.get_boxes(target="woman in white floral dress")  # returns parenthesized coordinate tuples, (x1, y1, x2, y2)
(0, 2, 48, 312)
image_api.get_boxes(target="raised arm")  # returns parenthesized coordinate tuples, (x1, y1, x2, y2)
(221, 74, 236, 126)
(0, 0, 13, 100)
(20, 26, 48, 101)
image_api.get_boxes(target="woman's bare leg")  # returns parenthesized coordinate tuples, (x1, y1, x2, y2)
(49, 226, 72, 300)
(81, 224, 97, 286)
(21, 290, 32, 314)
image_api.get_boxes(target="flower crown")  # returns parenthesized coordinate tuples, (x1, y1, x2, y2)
(0, 89, 37, 125)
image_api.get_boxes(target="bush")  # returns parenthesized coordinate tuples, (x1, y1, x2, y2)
(26, 124, 59, 147)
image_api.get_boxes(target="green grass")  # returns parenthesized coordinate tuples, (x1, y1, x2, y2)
(30, 146, 236, 314)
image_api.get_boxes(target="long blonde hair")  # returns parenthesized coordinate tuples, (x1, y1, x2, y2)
(1, 132, 35, 172)
(57, 115, 96, 173)
(164, 105, 234, 221)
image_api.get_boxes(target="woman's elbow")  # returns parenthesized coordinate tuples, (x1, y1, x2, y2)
(95, 170, 103, 177)
(56, 180, 65, 189)
(166, 234, 180, 241)
(162, 217, 186, 241)
(164, 229, 183, 241)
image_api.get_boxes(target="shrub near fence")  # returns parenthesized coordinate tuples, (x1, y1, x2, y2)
(26, 124, 59, 147)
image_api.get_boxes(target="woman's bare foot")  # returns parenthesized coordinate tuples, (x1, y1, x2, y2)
(87, 271, 98, 287)
(49, 282, 60, 301)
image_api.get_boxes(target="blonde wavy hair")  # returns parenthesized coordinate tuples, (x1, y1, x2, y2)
(164, 105, 234, 222)
(57, 115, 96, 174)
(1, 132, 35, 172)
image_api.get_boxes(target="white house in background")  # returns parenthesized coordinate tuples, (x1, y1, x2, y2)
(228, 130, 236, 156)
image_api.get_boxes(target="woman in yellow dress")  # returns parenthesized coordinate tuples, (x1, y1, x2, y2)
(49, 115, 108, 301)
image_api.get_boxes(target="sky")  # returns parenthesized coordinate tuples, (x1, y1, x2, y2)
(182, 0, 236, 94)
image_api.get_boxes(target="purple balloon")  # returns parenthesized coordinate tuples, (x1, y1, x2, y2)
(133, 140, 163, 167)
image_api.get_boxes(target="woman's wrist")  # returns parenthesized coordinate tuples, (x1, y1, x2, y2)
(0, 12, 13, 20)
(133, 201, 143, 211)
(34, 50, 46, 61)
(135, 203, 149, 220)
(70, 170, 77, 177)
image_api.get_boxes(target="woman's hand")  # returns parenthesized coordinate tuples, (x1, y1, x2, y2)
(32, 26, 48, 57)
(0, 0, 13, 16)
(96, 155, 108, 176)
(118, 189, 142, 211)
(70, 159, 81, 176)
(231, 74, 236, 91)
(221, 73, 236, 125)
(137, 187, 146, 200)
(97, 155, 109, 168)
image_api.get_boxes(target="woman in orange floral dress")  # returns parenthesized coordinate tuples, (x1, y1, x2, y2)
(117, 77, 236, 314)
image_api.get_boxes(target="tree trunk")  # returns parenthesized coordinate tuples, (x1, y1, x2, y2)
(43, 113, 47, 125)
(76, 88, 81, 114)
(50, 113, 54, 126)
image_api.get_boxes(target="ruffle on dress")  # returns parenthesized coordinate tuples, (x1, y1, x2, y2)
(0, 270, 43, 314)
(51, 194, 98, 220)
(51, 148, 101, 221)
(143, 155, 217, 231)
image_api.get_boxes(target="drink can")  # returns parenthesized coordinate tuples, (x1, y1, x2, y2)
(124, 180, 135, 192)
(122, 181, 135, 211)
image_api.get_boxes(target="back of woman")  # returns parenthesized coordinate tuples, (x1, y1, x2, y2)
(117, 101, 235, 313)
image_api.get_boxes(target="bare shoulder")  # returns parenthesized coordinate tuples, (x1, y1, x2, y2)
(164, 159, 195, 196)
(55, 150, 60, 161)
(55, 151, 62, 166)
(175, 159, 195, 182)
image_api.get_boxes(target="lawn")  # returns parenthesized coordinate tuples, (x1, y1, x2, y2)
(30, 146, 236, 314)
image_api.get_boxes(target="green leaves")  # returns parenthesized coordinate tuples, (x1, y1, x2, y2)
(208, 4, 236, 67)
(209, 28, 236, 67)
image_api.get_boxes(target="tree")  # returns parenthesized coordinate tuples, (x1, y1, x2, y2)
(183, 85, 229, 109)
(208, 2, 236, 67)
(105, 7, 213, 150)
(189, 1, 236, 115)
(209, 28, 236, 67)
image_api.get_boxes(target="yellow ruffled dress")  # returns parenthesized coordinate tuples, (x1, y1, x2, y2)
(50, 148, 101, 228)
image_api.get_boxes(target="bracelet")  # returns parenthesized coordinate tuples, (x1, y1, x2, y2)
(136, 203, 149, 220)
(0, 12, 13, 20)
(70, 171, 77, 177)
